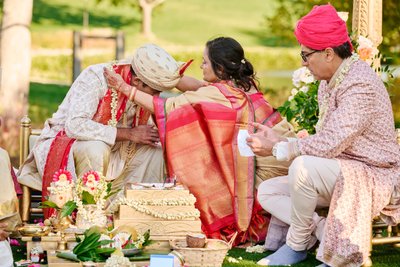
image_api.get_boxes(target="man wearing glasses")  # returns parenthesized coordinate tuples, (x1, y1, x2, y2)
(247, 4, 400, 267)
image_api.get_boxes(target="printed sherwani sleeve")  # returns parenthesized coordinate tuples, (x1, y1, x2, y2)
(64, 66, 117, 145)
(298, 82, 375, 158)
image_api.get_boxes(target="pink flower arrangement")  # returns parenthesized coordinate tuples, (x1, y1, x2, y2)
(82, 170, 100, 192)
(52, 169, 72, 183)
(47, 169, 74, 208)
(356, 35, 378, 65)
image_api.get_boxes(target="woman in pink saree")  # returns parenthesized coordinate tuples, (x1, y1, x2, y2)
(104, 37, 293, 245)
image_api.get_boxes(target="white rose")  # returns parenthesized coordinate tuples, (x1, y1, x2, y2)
(292, 67, 306, 88)
(301, 74, 315, 84)
(299, 86, 309, 93)
(357, 35, 373, 50)
(291, 88, 298, 96)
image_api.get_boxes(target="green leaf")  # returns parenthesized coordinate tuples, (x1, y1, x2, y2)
(81, 190, 96, 204)
(142, 229, 152, 247)
(60, 200, 77, 218)
(104, 189, 120, 200)
(56, 251, 80, 262)
(39, 200, 60, 209)
(95, 247, 116, 255)
(286, 109, 294, 122)
(99, 239, 114, 246)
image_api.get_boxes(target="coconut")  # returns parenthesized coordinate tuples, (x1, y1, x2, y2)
(186, 233, 206, 248)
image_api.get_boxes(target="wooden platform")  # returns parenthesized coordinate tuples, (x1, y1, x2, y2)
(113, 186, 202, 251)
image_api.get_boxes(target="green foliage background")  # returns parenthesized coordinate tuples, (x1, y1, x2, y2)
(21, 0, 400, 129)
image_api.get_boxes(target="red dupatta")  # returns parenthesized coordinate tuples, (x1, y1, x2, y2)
(153, 82, 282, 244)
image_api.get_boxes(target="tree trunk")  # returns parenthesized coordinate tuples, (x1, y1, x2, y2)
(141, 4, 153, 38)
(139, 0, 165, 39)
(0, 0, 33, 158)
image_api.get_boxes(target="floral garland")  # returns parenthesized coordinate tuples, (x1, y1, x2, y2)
(115, 195, 200, 220)
(108, 88, 118, 127)
(47, 169, 74, 208)
(315, 53, 359, 132)
(106, 62, 118, 127)
(74, 171, 110, 223)
(118, 195, 197, 206)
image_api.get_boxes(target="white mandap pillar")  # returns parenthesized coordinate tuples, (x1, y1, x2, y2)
(352, 0, 383, 68)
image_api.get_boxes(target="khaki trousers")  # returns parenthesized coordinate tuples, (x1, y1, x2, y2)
(73, 140, 111, 177)
(257, 155, 341, 251)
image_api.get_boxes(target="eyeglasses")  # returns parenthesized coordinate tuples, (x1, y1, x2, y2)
(300, 50, 321, 62)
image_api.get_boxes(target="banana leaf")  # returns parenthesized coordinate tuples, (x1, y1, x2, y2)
(56, 251, 80, 262)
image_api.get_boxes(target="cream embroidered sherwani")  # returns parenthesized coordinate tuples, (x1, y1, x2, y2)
(260, 59, 400, 266)
(18, 63, 164, 199)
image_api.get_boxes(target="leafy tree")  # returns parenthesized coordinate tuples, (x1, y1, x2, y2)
(98, 0, 165, 38)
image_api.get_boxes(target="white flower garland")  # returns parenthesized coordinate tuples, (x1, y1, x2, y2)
(106, 62, 119, 127)
(315, 53, 359, 132)
(108, 88, 118, 127)
(120, 195, 197, 206)
(74, 172, 109, 224)
(115, 195, 200, 220)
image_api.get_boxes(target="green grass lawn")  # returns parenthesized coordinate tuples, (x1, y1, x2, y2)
(31, 0, 277, 49)
(223, 245, 400, 266)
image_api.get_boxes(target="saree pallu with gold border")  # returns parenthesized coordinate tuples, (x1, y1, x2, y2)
(154, 82, 282, 244)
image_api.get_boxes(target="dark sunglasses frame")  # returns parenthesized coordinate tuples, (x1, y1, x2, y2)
(300, 50, 322, 62)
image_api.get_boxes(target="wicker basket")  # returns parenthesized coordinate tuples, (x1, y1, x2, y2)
(169, 234, 236, 267)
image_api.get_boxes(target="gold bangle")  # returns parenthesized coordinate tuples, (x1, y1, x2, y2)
(129, 87, 137, 102)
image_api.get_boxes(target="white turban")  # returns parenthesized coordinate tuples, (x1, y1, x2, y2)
(131, 44, 186, 91)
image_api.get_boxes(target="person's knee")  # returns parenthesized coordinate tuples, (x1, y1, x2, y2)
(257, 179, 281, 212)
(73, 140, 111, 169)
(74, 140, 110, 157)
(288, 156, 314, 189)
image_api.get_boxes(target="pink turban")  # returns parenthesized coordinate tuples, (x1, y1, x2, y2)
(294, 4, 352, 51)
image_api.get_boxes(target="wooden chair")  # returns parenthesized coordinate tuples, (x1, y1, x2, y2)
(365, 128, 400, 266)
(19, 115, 43, 223)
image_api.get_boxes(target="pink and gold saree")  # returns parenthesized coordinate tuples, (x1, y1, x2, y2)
(154, 82, 282, 244)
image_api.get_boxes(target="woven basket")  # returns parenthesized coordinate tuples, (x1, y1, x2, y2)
(169, 234, 236, 267)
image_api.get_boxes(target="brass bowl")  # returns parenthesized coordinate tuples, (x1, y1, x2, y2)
(17, 224, 51, 236)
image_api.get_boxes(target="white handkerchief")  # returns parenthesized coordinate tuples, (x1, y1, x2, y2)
(237, 129, 255, 157)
